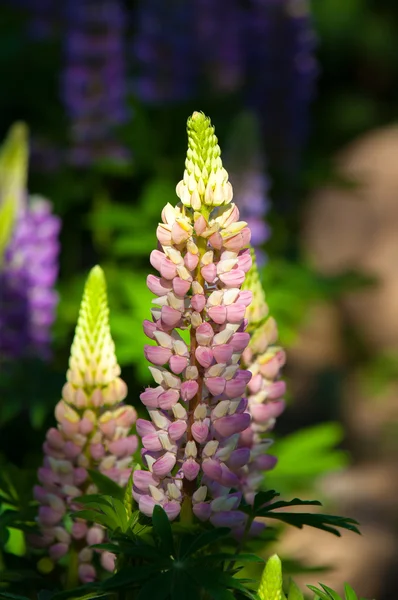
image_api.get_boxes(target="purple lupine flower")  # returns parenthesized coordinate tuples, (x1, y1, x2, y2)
(134, 112, 259, 532)
(244, 0, 317, 171)
(0, 123, 60, 362)
(61, 0, 130, 166)
(30, 266, 138, 583)
(226, 112, 271, 265)
(0, 197, 60, 361)
(132, 0, 198, 103)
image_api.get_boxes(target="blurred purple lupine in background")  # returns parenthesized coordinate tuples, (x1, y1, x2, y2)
(0, 124, 60, 362)
(226, 112, 271, 265)
(244, 0, 317, 172)
(132, 0, 198, 103)
(61, 0, 130, 166)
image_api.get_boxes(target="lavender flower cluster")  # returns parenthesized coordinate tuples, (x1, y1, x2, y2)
(132, 112, 285, 533)
(0, 124, 60, 362)
(31, 267, 137, 582)
(62, 0, 130, 166)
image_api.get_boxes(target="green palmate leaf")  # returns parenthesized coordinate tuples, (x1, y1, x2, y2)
(307, 584, 342, 600)
(194, 553, 265, 565)
(181, 527, 231, 557)
(258, 554, 284, 600)
(101, 565, 161, 590)
(343, 584, 358, 600)
(71, 509, 113, 529)
(171, 569, 200, 600)
(0, 593, 31, 600)
(287, 580, 304, 600)
(253, 490, 280, 513)
(136, 571, 173, 600)
(87, 469, 125, 501)
(152, 505, 175, 556)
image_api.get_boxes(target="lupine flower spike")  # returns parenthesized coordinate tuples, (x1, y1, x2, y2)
(31, 266, 137, 583)
(135, 111, 265, 532)
(239, 250, 286, 503)
(0, 123, 60, 361)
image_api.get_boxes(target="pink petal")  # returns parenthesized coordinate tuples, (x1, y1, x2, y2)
(208, 231, 223, 249)
(157, 224, 172, 246)
(208, 305, 227, 324)
(182, 458, 200, 481)
(196, 322, 214, 345)
(147, 275, 172, 296)
(212, 344, 233, 364)
(101, 551, 116, 572)
(191, 294, 206, 312)
(142, 433, 162, 452)
(138, 494, 156, 517)
(108, 436, 138, 457)
(219, 464, 240, 487)
(140, 386, 163, 408)
(201, 264, 217, 283)
(158, 388, 180, 410)
(194, 215, 207, 234)
(136, 418, 156, 437)
(161, 305, 182, 328)
(228, 447, 250, 469)
(202, 458, 222, 481)
(195, 346, 214, 368)
(250, 400, 285, 423)
(181, 380, 199, 402)
(205, 377, 226, 396)
(193, 502, 211, 521)
(143, 320, 157, 339)
(213, 413, 251, 438)
(160, 258, 178, 280)
(163, 500, 181, 521)
(226, 304, 246, 324)
(248, 374, 262, 394)
(237, 290, 252, 306)
(78, 564, 96, 583)
(38, 506, 63, 527)
(150, 249, 165, 272)
(49, 542, 69, 561)
(219, 269, 245, 288)
(266, 381, 286, 400)
(172, 221, 190, 244)
(133, 470, 160, 492)
(173, 277, 191, 296)
(72, 521, 88, 540)
(255, 454, 278, 471)
(237, 250, 252, 272)
(185, 252, 199, 270)
(170, 355, 188, 374)
(230, 332, 250, 352)
(168, 420, 187, 441)
(191, 421, 209, 444)
(224, 378, 246, 398)
(90, 443, 105, 460)
(152, 452, 176, 477)
(144, 345, 172, 366)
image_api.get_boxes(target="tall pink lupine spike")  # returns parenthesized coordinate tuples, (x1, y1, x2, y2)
(31, 266, 137, 584)
(135, 112, 255, 527)
(239, 250, 286, 504)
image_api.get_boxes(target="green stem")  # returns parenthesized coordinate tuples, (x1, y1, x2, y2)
(65, 544, 79, 590)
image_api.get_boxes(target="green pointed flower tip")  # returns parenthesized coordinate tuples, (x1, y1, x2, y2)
(242, 248, 269, 328)
(65, 265, 127, 404)
(176, 111, 233, 210)
(258, 554, 285, 600)
(0, 122, 29, 263)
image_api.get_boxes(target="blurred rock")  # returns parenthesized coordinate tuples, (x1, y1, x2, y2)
(303, 125, 398, 352)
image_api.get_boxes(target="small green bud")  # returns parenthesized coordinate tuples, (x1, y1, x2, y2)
(242, 248, 269, 329)
(67, 266, 124, 395)
(258, 554, 285, 600)
(0, 122, 29, 264)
